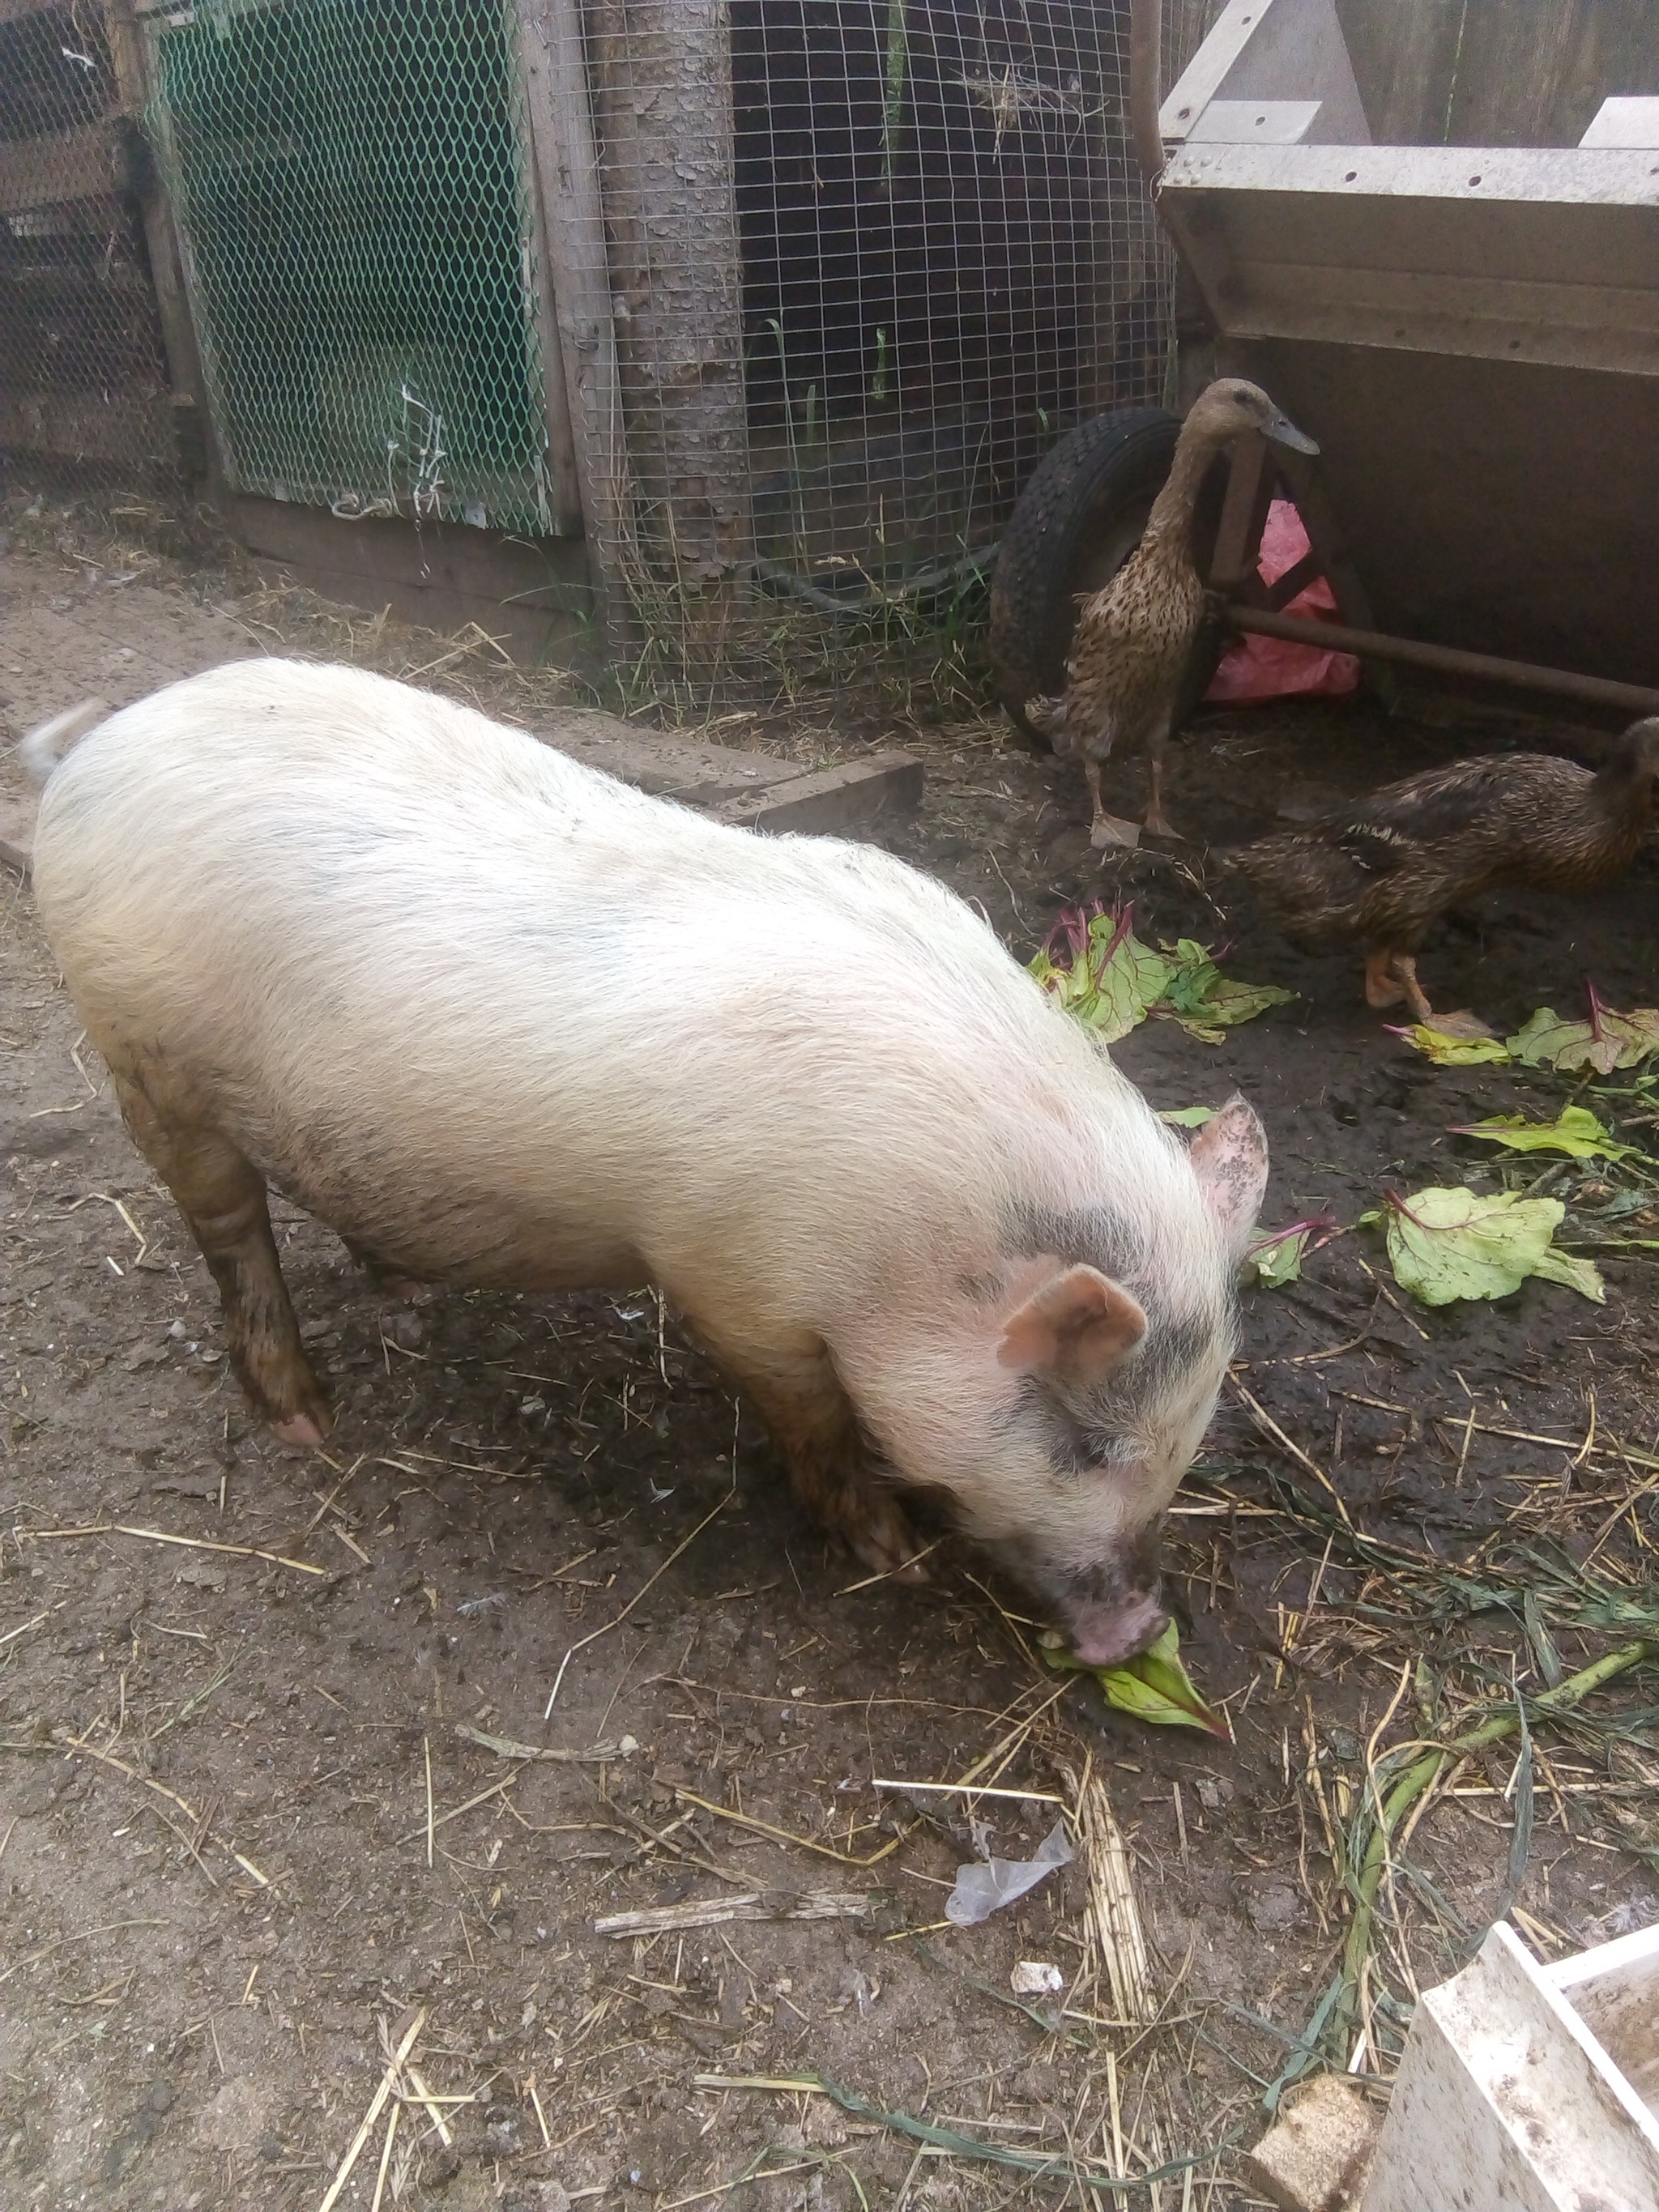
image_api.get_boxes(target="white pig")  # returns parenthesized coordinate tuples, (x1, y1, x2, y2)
(27, 658, 1268, 1664)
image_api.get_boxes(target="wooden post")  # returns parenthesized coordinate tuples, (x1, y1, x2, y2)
(511, 6, 585, 536)
(582, 0, 752, 670)
(104, 0, 221, 498)
(517, 0, 630, 647)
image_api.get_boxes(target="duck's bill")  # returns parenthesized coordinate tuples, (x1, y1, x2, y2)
(1265, 412, 1320, 455)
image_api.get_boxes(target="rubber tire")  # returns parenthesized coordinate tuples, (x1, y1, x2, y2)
(989, 407, 1182, 746)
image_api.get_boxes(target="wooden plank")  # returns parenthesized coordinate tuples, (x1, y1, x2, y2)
(0, 387, 172, 460)
(510, 1, 584, 534)
(232, 493, 595, 671)
(0, 117, 122, 215)
(517, 0, 631, 656)
(107, 0, 220, 490)
(1333, 0, 1465, 146)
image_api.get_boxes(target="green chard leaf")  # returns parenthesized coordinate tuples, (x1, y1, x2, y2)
(1043, 1620, 1231, 1739)
(1392, 1023, 1513, 1067)
(1376, 1186, 1605, 1306)
(1450, 1106, 1640, 1161)
(1507, 1002, 1659, 1075)
(1031, 910, 1290, 1046)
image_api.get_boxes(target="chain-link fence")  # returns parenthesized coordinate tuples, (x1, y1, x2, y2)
(0, 0, 177, 488)
(142, 0, 567, 535)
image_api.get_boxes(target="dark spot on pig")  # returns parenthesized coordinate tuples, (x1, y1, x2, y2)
(1004, 1199, 1145, 1285)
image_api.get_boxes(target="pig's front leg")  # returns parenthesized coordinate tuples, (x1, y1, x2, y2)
(687, 1318, 928, 1581)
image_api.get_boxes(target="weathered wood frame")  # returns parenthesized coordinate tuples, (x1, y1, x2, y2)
(1148, 0, 1659, 693)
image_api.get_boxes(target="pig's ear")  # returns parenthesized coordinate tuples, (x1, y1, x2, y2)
(1188, 1095, 1269, 1262)
(999, 1265, 1147, 1386)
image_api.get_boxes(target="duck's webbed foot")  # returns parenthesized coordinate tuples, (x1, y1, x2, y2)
(1141, 744, 1180, 841)
(1085, 758, 1142, 850)
(1388, 953, 1435, 1025)
(1370, 951, 1495, 1038)
(1363, 947, 1409, 1011)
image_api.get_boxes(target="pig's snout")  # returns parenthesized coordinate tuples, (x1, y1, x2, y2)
(1065, 1592, 1169, 1669)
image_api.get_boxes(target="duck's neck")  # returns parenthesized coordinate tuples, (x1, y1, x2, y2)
(1593, 742, 1659, 825)
(1141, 425, 1225, 560)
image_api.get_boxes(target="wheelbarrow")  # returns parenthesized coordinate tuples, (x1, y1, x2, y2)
(990, 0, 1659, 738)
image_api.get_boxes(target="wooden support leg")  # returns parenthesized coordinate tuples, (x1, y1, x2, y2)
(1207, 430, 1277, 599)
(1273, 446, 1401, 710)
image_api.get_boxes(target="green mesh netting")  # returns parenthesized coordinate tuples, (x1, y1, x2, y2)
(147, 0, 554, 532)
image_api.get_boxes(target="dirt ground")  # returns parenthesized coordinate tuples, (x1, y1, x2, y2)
(2, 490, 1657, 2212)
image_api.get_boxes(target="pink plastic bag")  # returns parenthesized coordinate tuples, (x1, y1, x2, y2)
(1203, 500, 1361, 704)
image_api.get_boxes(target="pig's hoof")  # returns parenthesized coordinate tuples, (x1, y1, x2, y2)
(271, 1410, 330, 1449)
(851, 1502, 930, 1583)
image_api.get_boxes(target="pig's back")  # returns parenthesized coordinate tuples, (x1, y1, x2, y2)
(32, 659, 1173, 1292)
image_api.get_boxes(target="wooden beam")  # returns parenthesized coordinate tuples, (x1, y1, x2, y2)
(0, 387, 173, 460)
(1207, 430, 1275, 593)
(0, 117, 122, 215)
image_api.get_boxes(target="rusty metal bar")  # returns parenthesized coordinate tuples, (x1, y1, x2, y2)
(1226, 605, 1659, 719)
(1128, 0, 1165, 186)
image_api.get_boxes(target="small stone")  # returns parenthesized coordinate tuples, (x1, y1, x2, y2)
(1011, 1960, 1064, 1997)
(1247, 1883, 1305, 1934)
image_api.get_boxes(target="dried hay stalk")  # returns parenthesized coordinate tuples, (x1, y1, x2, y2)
(1067, 1756, 1158, 2025)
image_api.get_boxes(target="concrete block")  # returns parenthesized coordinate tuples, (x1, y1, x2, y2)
(1243, 2074, 1380, 2212)
(719, 752, 924, 836)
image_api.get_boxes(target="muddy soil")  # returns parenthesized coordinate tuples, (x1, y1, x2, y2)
(2, 496, 1657, 2212)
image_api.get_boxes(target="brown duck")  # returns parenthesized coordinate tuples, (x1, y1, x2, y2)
(1029, 378, 1318, 850)
(1225, 722, 1659, 1026)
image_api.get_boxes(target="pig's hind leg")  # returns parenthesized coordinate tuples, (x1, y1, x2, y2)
(113, 1076, 332, 1447)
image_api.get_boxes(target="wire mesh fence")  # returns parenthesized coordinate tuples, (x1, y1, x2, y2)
(143, 0, 564, 535)
(561, 0, 1224, 693)
(0, 0, 176, 488)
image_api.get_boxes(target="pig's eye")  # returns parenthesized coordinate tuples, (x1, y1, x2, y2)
(1007, 1379, 1137, 1481)
(1045, 1409, 1135, 1481)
